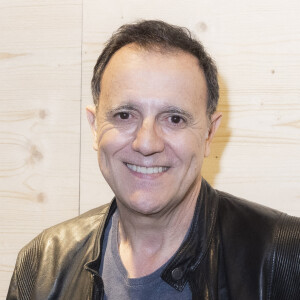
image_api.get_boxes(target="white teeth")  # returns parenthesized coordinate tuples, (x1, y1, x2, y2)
(126, 163, 167, 174)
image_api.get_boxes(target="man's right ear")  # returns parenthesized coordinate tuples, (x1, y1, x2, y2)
(86, 105, 98, 151)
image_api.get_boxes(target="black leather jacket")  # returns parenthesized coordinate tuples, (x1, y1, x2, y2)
(7, 179, 300, 299)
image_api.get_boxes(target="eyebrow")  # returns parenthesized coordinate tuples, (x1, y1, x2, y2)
(106, 104, 139, 116)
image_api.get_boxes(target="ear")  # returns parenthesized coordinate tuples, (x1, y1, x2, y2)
(204, 112, 222, 157)
(86, 105, 99, 151)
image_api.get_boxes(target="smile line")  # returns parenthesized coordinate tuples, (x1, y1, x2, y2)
(125, 163, 168, 174)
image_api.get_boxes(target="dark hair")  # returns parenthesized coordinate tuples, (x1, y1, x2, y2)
(91, 20, 219, 117)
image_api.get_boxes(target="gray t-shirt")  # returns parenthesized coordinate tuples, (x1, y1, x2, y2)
(99, 210, 192, 299)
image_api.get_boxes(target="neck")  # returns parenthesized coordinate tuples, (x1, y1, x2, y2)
(116, 179, 201, 278)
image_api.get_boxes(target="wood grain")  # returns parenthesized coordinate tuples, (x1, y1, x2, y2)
(0, 0, 82, 298)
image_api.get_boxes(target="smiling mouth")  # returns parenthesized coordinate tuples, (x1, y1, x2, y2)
(125, 163, 169, 174)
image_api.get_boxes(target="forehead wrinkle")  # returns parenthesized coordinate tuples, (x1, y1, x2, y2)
(101, 46, 205, 88)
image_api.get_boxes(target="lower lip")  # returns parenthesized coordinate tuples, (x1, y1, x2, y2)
(124, 164, 168, 179)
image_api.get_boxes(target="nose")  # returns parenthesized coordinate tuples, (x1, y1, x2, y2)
(132, 118, 165, 156)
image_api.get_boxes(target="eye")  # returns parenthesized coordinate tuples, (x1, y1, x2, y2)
(117, 112, 130, 119)
(165, 114, 187, 128)
(161, 109, 191, 129)
(170, 115, 182, 124)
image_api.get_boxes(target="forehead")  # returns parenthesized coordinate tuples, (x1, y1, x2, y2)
(99, 45, 207, 111)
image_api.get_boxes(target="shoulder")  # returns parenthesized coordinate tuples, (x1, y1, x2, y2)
(215, 189, 300, 247)
(215, 189, 300, 298)
(7, 202, 113, 299)
(214, 189, 285, 262)
(14, 202, 112, 273)
(216, 190, 285, 233)
(41, 202, 112, 241)
(216, 189, 300, 242)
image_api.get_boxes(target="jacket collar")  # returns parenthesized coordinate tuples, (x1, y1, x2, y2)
(84, 178, 219, 292)
(161, 178, 219, 291)
(84, 200, 117, 276)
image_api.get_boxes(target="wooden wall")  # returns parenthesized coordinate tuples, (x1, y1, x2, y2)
(1, 0, 299, 297)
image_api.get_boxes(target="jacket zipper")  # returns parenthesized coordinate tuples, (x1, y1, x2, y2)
(91, 272, 104, 300)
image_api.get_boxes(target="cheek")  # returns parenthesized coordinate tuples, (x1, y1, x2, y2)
(170, 129, 206, 156)
(97, 119, 138, 146)
(171, 133, 207, 177)
(97, 127, 132, 167)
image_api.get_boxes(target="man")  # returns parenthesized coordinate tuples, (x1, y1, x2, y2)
(7, 20, 300, 300)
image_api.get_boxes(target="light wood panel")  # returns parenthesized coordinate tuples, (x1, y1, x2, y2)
(0, 1, 82, 298)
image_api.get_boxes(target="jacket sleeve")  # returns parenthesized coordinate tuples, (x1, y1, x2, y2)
(6, 267, 19, 300)
(269, 215, 300, 300)
(6, 233, 43, 300)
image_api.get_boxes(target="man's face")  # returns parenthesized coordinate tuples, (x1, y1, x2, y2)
(87, 45, 221, 216)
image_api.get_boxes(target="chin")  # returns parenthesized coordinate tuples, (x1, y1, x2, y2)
(119, 193, 166, 216)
